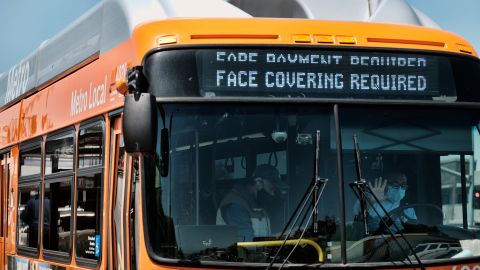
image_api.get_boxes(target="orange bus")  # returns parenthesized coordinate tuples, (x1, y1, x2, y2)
(0, 0, 480, 269)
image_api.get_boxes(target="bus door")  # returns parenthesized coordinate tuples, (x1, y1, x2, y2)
(0, 152, 10, 270)
(109, 116, 132, 270)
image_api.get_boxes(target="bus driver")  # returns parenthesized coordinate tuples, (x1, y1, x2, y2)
(216, 164, 286, 242)
(355, 172, 417, 233)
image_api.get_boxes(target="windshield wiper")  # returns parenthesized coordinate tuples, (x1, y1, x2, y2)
(266, 131, 328, 269)
(351, 134, 370, 236)
(350, 135, 425, 270)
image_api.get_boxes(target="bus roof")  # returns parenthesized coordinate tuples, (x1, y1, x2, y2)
(0, 0, 477, 112)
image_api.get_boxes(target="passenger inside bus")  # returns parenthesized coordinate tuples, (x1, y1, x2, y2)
(20, 191, 51, 247)
(216, 164, 287, 242)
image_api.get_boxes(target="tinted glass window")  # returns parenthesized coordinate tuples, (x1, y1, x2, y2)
(78, 123, 103, 169)
(45, 132, 74, 174)
(75, 172, 102, 260)
(145, 104, 340, 264)
(18, 184, 41, 248)
(20, 146, 41, 177)
(144, 103, 480, 266)
(341, 107, 480, 263)
(43, 178, 72, 253)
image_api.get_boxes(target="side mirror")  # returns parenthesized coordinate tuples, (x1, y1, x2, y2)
(123, 93, 157, 153)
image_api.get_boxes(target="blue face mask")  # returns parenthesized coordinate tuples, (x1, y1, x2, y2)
(386, 186, 406, 203)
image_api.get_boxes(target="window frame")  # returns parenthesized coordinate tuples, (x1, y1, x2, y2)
(74, 117, 105, 268)
(77, 117, 105, 171)
(44, 127, 75, 177)
(42, 176, 74, 262)
(17, 138, 43, 257)
(42, 127, 75, 262)
(0, 148, 11, 240)
(19, 139, 43, 179)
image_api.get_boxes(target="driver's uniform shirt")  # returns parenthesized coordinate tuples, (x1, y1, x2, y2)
(367, 199, 417, 233)
(216, 184, 271, 242)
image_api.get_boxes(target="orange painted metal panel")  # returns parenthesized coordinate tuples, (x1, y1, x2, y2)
(6, 146, 18, 255)
(0, 104, 20, 149)
(18, 41, 135, 142)
(131, 18, 478, 64)
(18, 88, 48, 140)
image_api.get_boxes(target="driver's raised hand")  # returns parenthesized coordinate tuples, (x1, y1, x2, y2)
(369, 177, 387, 201)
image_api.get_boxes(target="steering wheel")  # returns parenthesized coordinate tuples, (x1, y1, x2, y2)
(377, 203, 443, 233)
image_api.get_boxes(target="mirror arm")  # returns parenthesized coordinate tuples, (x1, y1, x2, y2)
(127, 66, 149, 95)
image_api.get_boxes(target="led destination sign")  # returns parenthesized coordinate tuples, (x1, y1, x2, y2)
(197, 49, 451, 99)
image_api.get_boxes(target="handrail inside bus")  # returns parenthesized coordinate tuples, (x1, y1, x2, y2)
(237, 239, 324, 262)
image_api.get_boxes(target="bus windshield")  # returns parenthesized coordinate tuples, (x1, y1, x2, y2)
(144, 103, 480, 266)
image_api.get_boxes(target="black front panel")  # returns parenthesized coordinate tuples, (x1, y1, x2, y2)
(144, 46, 480, 102)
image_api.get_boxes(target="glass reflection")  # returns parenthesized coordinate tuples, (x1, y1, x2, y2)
(341, 108, 480, 263)
(43, 179, 72, 253)
(145, 104, 340, 264)
(45, 133, 74, 175)
(18, 184, 41, 248)
(75, 173, 102, 260)
(78, 123, 103, 169)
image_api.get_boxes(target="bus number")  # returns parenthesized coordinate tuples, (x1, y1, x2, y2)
(115, 63, 128, 83)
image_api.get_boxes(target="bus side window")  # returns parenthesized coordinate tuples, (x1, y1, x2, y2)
(43, 129, 74, 258)
(17, 141, 42, 255)
(75, 120, 104, 264)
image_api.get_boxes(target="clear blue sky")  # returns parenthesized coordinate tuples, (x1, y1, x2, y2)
(0, 0, 479, 74)
(407, 0, 480, 53)
(0, 0, 98, 74)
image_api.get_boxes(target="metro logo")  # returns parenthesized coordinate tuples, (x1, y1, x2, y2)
(5, 61, 30, 104)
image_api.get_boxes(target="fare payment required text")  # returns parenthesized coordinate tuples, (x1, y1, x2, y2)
(198, 49, 441, 96)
